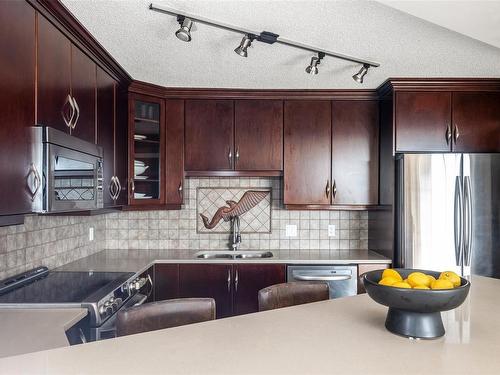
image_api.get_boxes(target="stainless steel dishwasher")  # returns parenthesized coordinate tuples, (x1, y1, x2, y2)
(287, 265, 357, 299)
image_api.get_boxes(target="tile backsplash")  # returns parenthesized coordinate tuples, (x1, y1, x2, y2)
(105, 177, 368, 252)
(0, 215, 105, 279)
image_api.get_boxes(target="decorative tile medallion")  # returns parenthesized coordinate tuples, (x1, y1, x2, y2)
(197, 187, 272, 234)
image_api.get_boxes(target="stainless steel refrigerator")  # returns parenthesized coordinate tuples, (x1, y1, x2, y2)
(396, 153, 500, 278)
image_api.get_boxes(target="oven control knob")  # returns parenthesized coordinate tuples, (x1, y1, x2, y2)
(109, 297, 115, 303)
(115, 297, 123, 306)
(99, 305, 106, 316)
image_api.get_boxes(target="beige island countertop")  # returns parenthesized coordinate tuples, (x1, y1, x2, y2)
(1, 276, 498, 375)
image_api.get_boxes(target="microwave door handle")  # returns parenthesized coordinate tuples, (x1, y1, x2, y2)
(454, 176, 464, 267)
(293, 274, 351, 282)
(463, 176, 472, 267)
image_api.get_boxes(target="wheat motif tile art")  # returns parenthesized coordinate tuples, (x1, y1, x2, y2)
(197, 187, 272, 234)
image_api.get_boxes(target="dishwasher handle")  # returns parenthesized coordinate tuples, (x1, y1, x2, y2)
(293, 274, 351, 282)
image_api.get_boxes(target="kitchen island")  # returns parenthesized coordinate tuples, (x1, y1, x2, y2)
(0, 275, 497, 375)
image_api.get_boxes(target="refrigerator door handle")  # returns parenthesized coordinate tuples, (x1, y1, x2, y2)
(463, 176, 472, 267)
(454, 176, 464, 266)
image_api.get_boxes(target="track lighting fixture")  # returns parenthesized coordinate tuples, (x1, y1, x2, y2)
(234, 35, 253, 58)
(352, 64, 370, 84)
(305, 53, 325, 75)
(175, 16, 193, 42)
(150, 3, 380, 78)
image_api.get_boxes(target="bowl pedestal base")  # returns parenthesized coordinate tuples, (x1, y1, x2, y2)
(385, 308, 445, 339)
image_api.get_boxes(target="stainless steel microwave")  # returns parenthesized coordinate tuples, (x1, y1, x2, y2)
(29, 127, 103, 213)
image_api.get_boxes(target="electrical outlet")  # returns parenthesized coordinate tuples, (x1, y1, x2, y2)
(89, 227, 94, 241)
(285, 225, 297, 237)
(328, 224, 336, 237)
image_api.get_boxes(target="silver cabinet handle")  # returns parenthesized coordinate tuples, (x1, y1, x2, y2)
(108, 176, 117, 200)
(463, 176, 472, 267)
(227, 269, 231, 292)
(71, 96, 80, 130)
(325, 180, 330, 199)
(62, 94, 75, 129)
(332, 180, 337, 201)
(228, 149, 232, 167)
(115, 176, 122, 200)
(294, 274, 351, 282)
(235, 269, 239, 292)
(446, 124, 452, 145)
(27, 163, 41, 201)
(235, 147, 240, 161)
(454, 124, 460, 143)
(130, 179, 135, 194)
(454, 176, 464, 266)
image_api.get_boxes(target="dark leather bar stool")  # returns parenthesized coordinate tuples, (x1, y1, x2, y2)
(258, 282, 329, 311)
(116, 298, 216, 337)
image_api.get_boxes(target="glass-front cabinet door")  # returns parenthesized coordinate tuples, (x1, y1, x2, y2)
(129, 94, 165, 205)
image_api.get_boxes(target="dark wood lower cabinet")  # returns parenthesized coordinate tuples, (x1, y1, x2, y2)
(232, 264, 286, 316)
(152, 263, 286, 318)
(178, 264, 233, 318)
(154, 264, 180, 301)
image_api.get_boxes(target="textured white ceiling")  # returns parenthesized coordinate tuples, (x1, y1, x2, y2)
(61, 0, 500, 89)
(381, 1, 500, 49)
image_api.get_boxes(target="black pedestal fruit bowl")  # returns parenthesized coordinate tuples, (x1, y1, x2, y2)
(362, 268, 470, 339)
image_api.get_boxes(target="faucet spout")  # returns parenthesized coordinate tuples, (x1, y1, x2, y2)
(230, 216, 241, 251)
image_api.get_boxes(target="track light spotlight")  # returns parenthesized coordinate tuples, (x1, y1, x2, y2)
(175, 16, 193, 42)
(305, 52, 325, 75)
(234, 35, 253, 57)
(352, 64, 369, 84)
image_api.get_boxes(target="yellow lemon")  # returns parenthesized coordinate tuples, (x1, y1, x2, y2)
(378, 277, 399, 286)
(431, 279, 454, 290)
(403, 278, 409, 283)
(427, 275, 437, 284)
(439, 271, 461, 288)
(382, 269, 403, 282)
(407, 272, 431, 287)
(413, 285, 430, 290)
(392, 281, 412, 289)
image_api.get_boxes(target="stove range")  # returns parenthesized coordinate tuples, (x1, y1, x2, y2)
(0, 267, 150, 341)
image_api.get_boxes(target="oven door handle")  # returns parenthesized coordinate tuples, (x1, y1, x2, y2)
(293, 274, 351, 282)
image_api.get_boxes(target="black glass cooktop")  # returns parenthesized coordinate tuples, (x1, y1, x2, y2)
(0, 271, 133, 304)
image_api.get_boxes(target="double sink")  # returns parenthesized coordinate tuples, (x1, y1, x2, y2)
(195, 251, 274, 259)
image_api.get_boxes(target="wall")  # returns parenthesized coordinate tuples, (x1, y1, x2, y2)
(105, 177, 369, 252)
(0, 215, 105, 279)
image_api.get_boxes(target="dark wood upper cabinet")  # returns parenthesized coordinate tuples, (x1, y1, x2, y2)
(232, 264, 286, 316)
(115, 85, 129, 206)
(331, 100, 379, 205)
(395, 92, 452, 152)
(165, 100, 185, 205)
(185, 100, 234, 171)
(154, 264, 180, 302)
(0, 0, 35, 216)
(128, 94, 165, 206)
(284, 101, 332, 205)
(234, 100, 283, 171)
(37, 14, 72, 132)
(179, 264, 233, 319)
(70, 46, 96, 143)
(452, 92, 500, 153)
(96, 67, 115, 207)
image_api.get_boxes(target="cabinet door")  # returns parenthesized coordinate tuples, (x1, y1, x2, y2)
(165, 100, 184, 205)
(0, 0, 35, 216)
(179, 264, 233, 318)
(154, 264, 179, 301)
(395, 92, 451, 152)
(115, 85, 129, 206)
(233, 264, 286, 316)
(96, 67, 115, 207)
(70, 46, 96, 143)
(185, 100, 234, 171)
(129, 94, 165, 205)
(331, 101, 379, 205)
(37, 14, 71, 132)
(284, 101, 332, 205)
(452, 92, 500, 153)
(234, 100, 283, 171)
